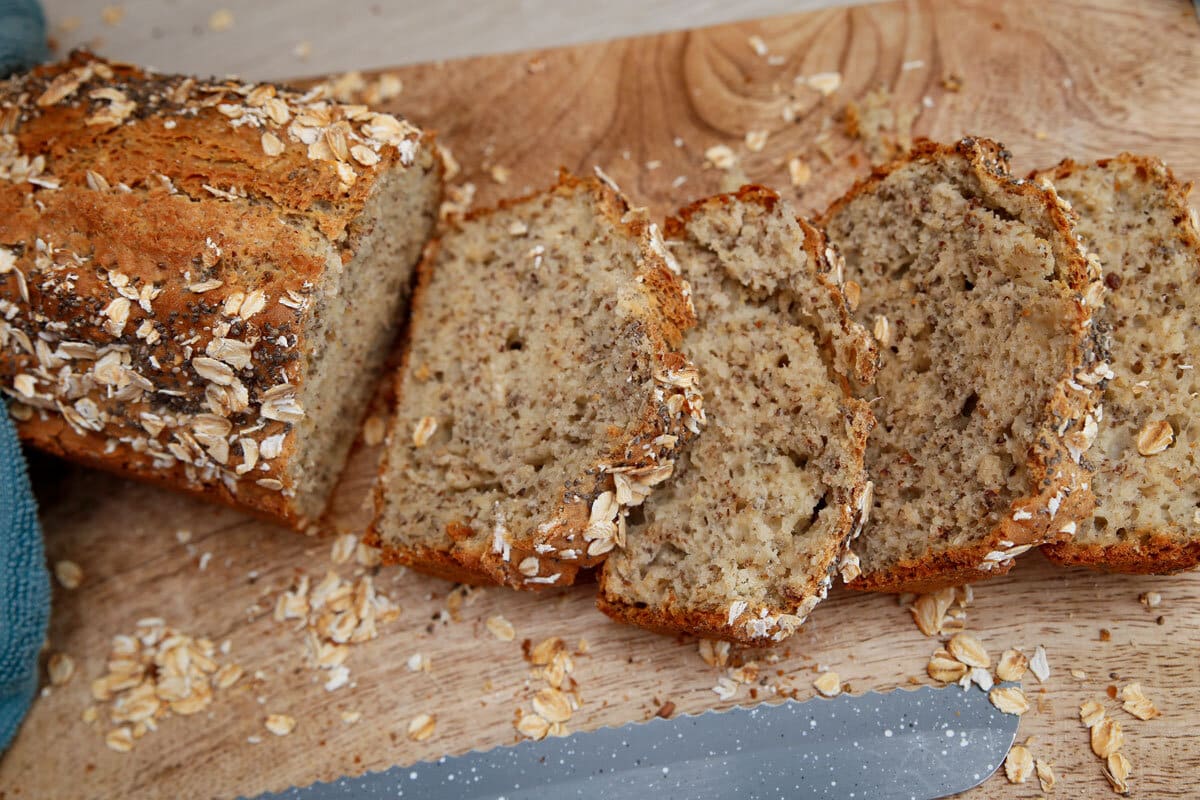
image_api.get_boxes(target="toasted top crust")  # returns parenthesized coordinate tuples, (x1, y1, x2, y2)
(369, 172, 703, 588)
(822, 137, 1106, 593)
(1035, 154, 1200, 574)
(0, 52, 430, 525)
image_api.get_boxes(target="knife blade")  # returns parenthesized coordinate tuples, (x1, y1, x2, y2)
(250, 684, 1019, 800)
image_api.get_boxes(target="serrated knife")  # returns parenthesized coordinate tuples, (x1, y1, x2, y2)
(249, 684, 1018, 800)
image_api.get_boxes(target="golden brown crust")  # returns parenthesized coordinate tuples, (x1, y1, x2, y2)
(0, 52, 435, 528)
(1043, 534, 1200, 575)
(369, 172, 702, 590)
(1034, 153, 1200, 576)
(822, 137, 1104, 595)
(598, 189, 877, 644)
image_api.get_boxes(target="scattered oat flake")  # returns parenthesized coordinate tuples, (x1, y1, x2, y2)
(947, 633, 990, 668)
(996, 649, 1028, 682)
(989, 687, 1029, 715)
(1036, 759, 1056, 792)
(532, 688, 572, 723)
(1080, 699, 1106, 728)
(712, 676, 738, 701)
(48, 652, 75, 686)
(813, 671, 841, 697)
(208, 9, 234, 31)
(1071, 668, 1088, 680)
(407, 713, 436, 741)
(341, 710, 362, 724)
(927, 649, 968, 683)
(88, 619, 239, 750)
(529, 637, 565, 666)
(747, 35, 768, 56)
(787, 157, 812, 187)
(1104, 751, 1132, 793)
(1120, 683, 1161, 720)
(490, 165, 512, 185)
(105, 727, 133, 752)
(969, 666, 993, 692)
(517, 711, 550, 740)
(1139, 591, 1161, 609)
(698, 639, 731, 668)
(909, 594, 942, 636)
(807, 71, 842, 96)
(293, 41, 312, 61)
(1028, 644, 1050, 683)
(1004, 744, 1033, 784)
(265, 714, 295, 736)
(355, 543, 383, 567)
(330, 533, 358, 565)
(213, 663, 243, 690)
(704, 144, 737, 170)
(1091, 718, 1123, 758)
(486, 615, 516, 642)
(744, 130, 768, 152)
(54, 560, 83, 589)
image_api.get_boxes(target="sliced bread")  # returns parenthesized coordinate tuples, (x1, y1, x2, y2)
(0, 52, 442, 528)
(821, 138, 1105, 593)
(368, 173, 702, 589)
(597, 187, 877, 643)
(1035, 155, 1200, 573)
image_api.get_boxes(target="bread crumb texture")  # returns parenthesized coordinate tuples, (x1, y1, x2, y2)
(1036, 155, 1200, 573)
(371, 173, 701, 589)
(598, 187, 877, 644)
(822, 137, 1103, 592)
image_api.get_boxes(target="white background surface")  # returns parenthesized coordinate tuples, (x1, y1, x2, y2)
(42, 0, 862, 79)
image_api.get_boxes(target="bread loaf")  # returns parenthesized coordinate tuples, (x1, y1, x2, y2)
(368, 173, 701, 588)
(0, 52, 442, 527)
(822, 138, 1105, 593)
(1035, 155, 1200, 573)
(597, 187, 877, 643)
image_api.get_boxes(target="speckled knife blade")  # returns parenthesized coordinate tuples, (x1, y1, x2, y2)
(250, 684, 1019, 800)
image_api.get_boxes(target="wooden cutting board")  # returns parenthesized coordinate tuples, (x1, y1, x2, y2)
(3, 1, 1200, 797)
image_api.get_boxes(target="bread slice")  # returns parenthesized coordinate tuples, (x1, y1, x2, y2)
(597, 187, 878, 643)
(368, 173, 702, 589)
(821, 138, 1105, 593)
(0, 52, 442, 528)
(1034, 155, 1200, 573)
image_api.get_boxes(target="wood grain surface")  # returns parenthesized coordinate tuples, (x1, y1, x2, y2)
(4, 1, 1200, 798)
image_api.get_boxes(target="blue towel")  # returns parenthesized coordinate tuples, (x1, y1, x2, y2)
(0, 0, 50, 754)
(0, 405, 46, 752)
(0, 0, 47, 79)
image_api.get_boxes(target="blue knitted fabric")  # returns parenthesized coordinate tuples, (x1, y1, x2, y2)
(0, 405, 46, 752)
(0, 0, 48, 78)
(0, 0, 50, 754)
